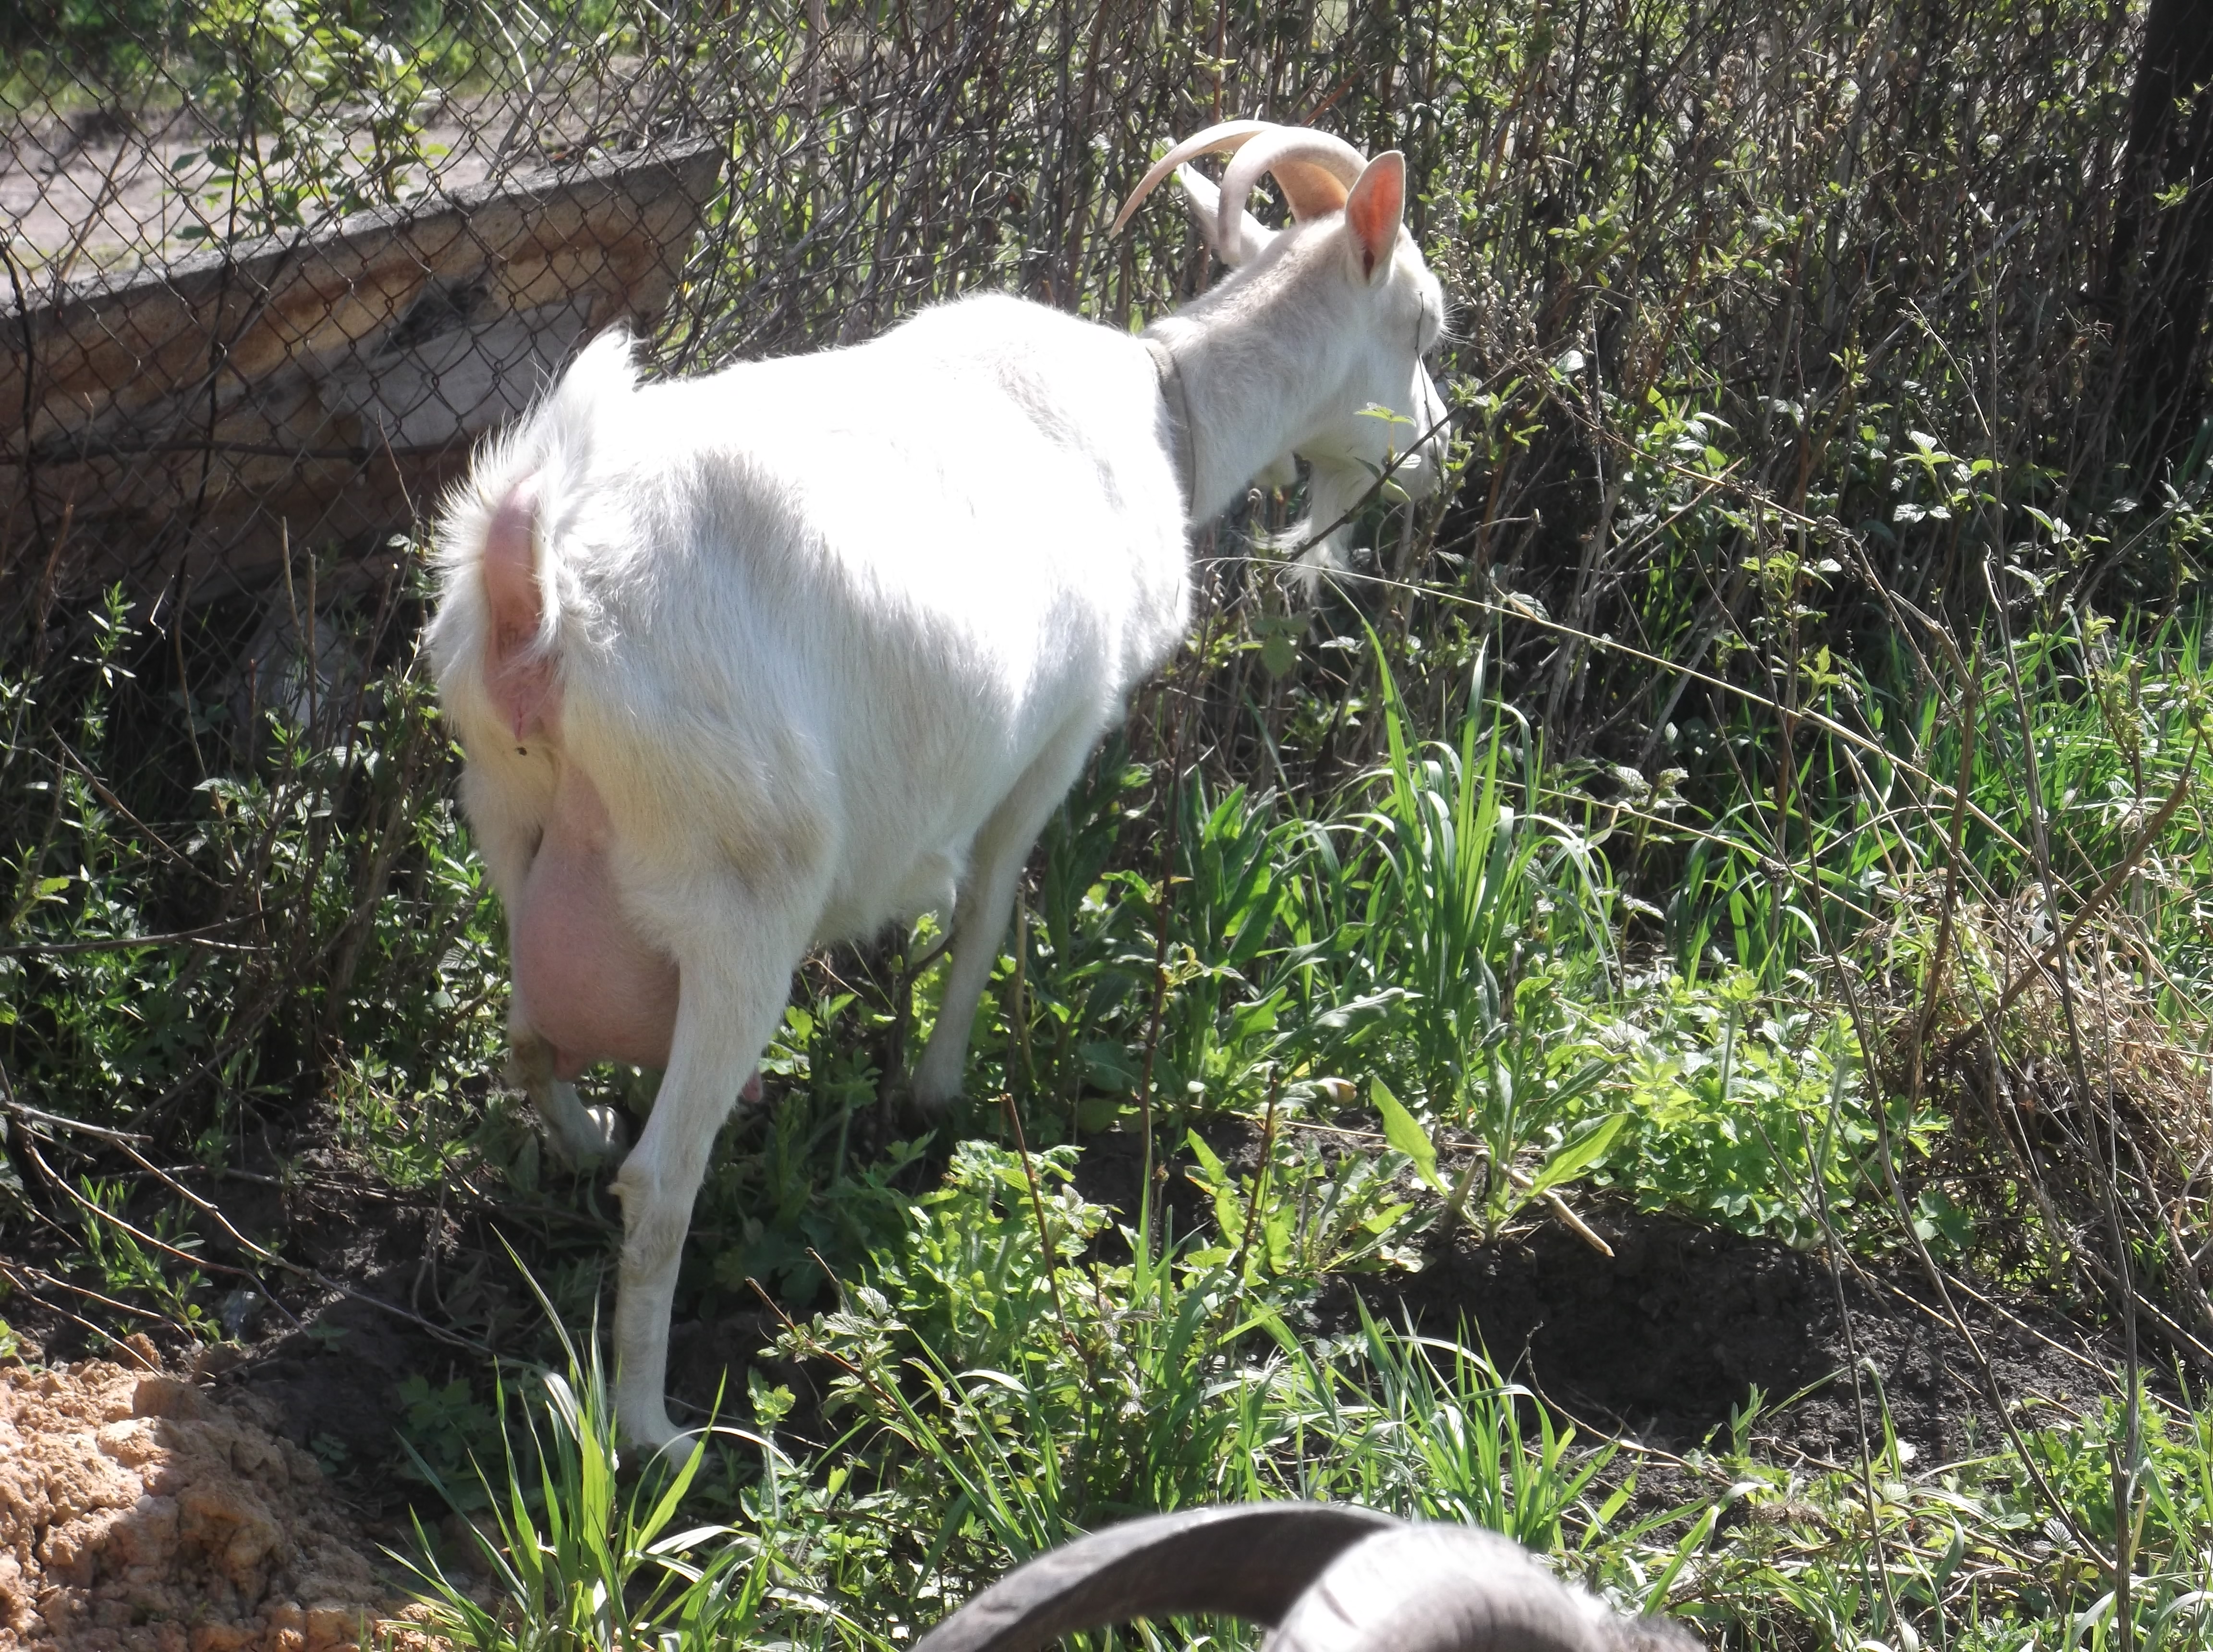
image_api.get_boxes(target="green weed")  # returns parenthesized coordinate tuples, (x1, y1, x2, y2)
(398, 1326, 813, 1652)
(10, 1, 2213, 1646)
(67, 1176, 218, 1341)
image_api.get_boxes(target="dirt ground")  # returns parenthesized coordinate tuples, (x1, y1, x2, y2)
(192, 1167, 2124, 1475)
(1072, 1121, 2124, 1467)
(1352, 1207, 2112, 1465)
(0, 1337, 434, 1652)
(0, 1119, 2133, 1648)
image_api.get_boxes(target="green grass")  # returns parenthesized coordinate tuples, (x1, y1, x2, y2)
(11, 564, 2213, 1650)
(389, 1173, 2213, 1652)
(8, 0, 2213, 1644)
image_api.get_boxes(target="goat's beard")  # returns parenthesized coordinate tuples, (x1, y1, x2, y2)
(1270, 457, 1371, 595)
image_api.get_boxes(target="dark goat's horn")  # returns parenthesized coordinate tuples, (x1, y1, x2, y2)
(910, 1503, 1398, 1652)
(1265, 1524, 1700, 1652)
(912, 1504, 1702, 1652)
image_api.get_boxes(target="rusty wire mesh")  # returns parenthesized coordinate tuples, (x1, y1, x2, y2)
(9, 0, 2192, 636)
(0, 1, 1440, 618)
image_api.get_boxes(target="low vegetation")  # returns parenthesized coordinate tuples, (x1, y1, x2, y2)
(5, 0, 2213, 1648)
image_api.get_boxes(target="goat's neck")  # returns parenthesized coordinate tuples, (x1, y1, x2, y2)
(1151, 276, 1349, 521)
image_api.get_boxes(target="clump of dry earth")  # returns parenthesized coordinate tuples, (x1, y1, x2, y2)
(0, 1339, 436, 1652)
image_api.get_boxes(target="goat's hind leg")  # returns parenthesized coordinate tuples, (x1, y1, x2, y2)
(911, 714, 1102, 1110)
(609, 901, 804, 1448)
(508, 1025, 630, 1170)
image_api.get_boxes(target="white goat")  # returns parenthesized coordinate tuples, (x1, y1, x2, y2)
(426, 120, 1449, 1446)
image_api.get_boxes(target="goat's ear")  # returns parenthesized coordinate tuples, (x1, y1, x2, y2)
(1176, 163, 1272, 267)
(1343, 150, 1406, 284)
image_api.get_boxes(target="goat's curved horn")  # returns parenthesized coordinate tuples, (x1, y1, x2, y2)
(1213, 126, 1369, 255)
(1268, 1525, 1702, 1652)
(911, 1503, 1400, 1652)
(1110, 118, 1275, 233)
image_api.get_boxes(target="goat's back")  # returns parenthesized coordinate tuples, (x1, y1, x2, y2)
(430, 294, 1189, 946)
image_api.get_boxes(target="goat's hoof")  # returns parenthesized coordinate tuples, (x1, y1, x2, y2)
(581, 1105, 632, 1164)
(619, 1402, 683, 1453)
(904, 1052, 964, 1110)
(896, 1069, 960, 1119)
(547, 1105, 631, 1173)
(907, 1093, 959, 1132)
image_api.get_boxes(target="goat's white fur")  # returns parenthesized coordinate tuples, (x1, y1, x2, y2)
(426, 122, 1449, 1447)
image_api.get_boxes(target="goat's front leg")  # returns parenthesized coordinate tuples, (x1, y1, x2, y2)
(912, 716, 1099, 1109)
(608, 919, 797, 1448)
(508, 1025, 630, 1170)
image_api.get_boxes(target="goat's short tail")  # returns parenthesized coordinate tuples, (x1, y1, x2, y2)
(482, 472, 557, 740)
(429, 328, 641, 740)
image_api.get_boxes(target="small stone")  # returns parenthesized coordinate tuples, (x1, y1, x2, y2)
(306, 1601, 365, 1648)
(133, 1376, 209, 1422)
(121, 1334, 164, 1373)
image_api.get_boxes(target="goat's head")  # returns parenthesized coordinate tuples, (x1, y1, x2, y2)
(1115, 121, 1450, 541)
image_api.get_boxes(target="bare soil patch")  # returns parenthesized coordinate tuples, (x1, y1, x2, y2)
(1359, 1207, 2115, 1465)
(0, 1337, 433, 1652)
(1072, 1120, 2125, 1464)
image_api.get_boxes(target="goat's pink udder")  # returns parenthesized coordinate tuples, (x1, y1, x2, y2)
(510, 769, 679, 1080)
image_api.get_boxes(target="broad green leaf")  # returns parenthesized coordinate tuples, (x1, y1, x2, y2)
(1525, 1112, 1629, 1202)
(1373, 1077, 1443, 1193)
(1184, 1128, 1227, 1182)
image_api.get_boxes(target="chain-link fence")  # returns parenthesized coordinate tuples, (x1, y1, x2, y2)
(1, 2, 1448, 621)
(14, 2, 2200, 636)
(6, 9, 706, 608)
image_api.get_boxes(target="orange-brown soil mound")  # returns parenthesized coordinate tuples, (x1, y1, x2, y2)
(0, 1344, 431, 1652)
